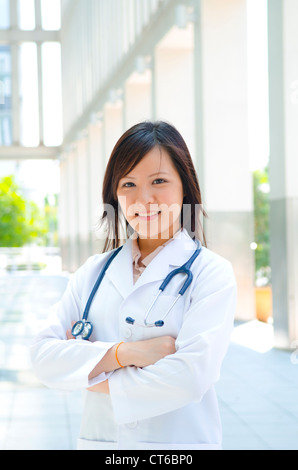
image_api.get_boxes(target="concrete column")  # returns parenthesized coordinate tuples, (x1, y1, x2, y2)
(153, 24, 196, 157)
(76, 134, 92, 265)
(95, 102, 124, 249)
(124, 69, 152, 129)
(59, 155, 70, 271)
(103, 101, 124, 165)
(88, 120, 105, 254)
(268, 0, 298, 348)
(59, 137, 92, 271)
(66, 146, 80, 272)
(197, 0, 255, 321)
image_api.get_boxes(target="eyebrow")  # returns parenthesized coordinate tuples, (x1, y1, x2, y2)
(122, 171, 170, 180)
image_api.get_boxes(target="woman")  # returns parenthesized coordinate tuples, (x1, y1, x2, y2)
(31, 121, 237, 450)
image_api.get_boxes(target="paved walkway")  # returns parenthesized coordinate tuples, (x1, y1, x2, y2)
(0, 273, 83, 450)
(218, 325, 298, 450)
(0, 273, 298, 450)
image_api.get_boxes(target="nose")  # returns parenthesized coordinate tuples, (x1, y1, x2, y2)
(134, 185, 156, 207)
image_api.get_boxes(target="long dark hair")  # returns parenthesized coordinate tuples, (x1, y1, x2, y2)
(100, 121, 207, 252)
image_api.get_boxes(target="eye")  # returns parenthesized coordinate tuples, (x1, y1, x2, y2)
(153, 178, 166, 184)
(122, 182, 135, 188)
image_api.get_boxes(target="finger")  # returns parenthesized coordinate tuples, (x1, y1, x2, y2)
(66, 329, 75, 340)
(66, 322, 76, 340)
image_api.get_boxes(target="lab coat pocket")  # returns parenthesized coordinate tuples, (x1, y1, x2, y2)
(141, 293, 185, 339)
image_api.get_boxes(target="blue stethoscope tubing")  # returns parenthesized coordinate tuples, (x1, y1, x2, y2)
(82, 246, 124, 321)
(71, 245, 123, 340)
(71, 241, 202, 339)
(126, 241, 202, 327)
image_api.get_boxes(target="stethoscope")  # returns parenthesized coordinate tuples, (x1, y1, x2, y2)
(71, 241, 202, 340)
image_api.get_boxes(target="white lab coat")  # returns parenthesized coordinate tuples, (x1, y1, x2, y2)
(30, 229, 237, 450)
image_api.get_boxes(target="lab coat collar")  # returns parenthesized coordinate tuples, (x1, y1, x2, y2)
(105, 228, 198, 299)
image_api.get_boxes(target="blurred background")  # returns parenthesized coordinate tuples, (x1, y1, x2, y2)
(0, 0, 297, 450)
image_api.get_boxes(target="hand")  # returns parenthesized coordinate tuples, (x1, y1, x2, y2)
(122, 336, 176, 369)
(66, 324, 109, 394)
(66, 322, 75, 340)
(66, 322, 91, 341)
(87, 337, 176, 395)
(87, 379, 109, 394)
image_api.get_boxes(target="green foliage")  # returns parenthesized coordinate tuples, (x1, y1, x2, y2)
(43, 194, 59, 246)
(0, 175, 47, 247)
(253, 166, 270, 276)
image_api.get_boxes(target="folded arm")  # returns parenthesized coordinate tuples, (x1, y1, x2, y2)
(108, 261, 237, 424)
(65, 328, 176, 394)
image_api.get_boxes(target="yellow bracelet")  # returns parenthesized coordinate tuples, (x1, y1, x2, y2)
(115, 342, 124, 368)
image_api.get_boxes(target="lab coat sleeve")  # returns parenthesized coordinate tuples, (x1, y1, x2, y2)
(30, 257, 117, 391)
(108, 258, 237, 424)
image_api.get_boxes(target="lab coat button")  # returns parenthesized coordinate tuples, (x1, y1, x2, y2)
(124, 327, 132, 339)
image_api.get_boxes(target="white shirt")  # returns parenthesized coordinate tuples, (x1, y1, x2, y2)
(132, 229, 181, 284)
(30, 228, 237, 450)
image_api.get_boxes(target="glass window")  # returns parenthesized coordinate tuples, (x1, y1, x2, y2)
(18, 0, 36, 31)
(19, 43, 40, 146)
(41, 0, 61, 31)
(0, 0, 10, 30)
(41, 42, 63, 146)
(0, 46, 12, 145)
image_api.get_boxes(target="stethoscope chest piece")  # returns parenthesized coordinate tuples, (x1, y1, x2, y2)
(71, 320, 93, 340)
(71, 246, 124, 341)
(71, 241, 202, 339)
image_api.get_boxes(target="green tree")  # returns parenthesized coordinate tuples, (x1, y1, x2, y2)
(43, 194, 59, 246)
(253, 166, 270, 280)
(0, 175, 47, 247)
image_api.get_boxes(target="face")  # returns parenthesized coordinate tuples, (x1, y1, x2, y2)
(117, 146, 184, 240)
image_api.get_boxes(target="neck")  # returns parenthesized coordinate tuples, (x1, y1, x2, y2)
(137, 237, 166, 255)
(137, 224, 182, 255)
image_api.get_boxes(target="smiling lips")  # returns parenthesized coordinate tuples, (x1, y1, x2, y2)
(136, 211, 161, 220)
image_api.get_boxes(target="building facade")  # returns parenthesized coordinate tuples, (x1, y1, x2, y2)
(0, 0, 62, 159)
(59, 0, 255, 324)
(1, 0, 297, 347)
